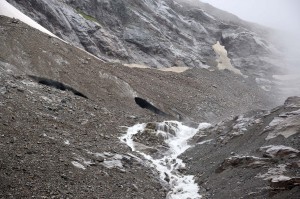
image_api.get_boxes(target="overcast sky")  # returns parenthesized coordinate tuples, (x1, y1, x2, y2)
(200, 0, 300, 33)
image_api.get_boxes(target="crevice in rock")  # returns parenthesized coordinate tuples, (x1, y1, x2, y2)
(134, 97, 167, 116)
(28, 75, 88, 99)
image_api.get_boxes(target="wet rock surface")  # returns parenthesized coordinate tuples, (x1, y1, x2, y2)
(0, 15, 276, 198)
(182, 96, 300, 199)
(0, 1, 299, 198)
(121, 121, 211, 199)
(131, 122, 180, 156)
(7, 0, 283, 85)
(0, 16, 276, 125)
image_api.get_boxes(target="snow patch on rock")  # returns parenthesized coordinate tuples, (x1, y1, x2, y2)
(260, 145, 299, 158)
(0, 0, 58, 38)
(212, 41, 242, 75)
(256, 164, 287, 181)
(71, 161, 86, 170)
(264, 110, 300, 140)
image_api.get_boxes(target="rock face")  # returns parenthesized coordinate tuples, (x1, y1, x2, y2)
(0, 1, 299, 198)
(7, 0, 281, 81)
(0, 15, 278, 198)
(182, 96, 300, 199)
(0, 15, 276, 125)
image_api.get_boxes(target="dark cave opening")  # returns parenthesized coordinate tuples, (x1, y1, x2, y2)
(134, 97, 167, 116)
(28, 75, 88, 99)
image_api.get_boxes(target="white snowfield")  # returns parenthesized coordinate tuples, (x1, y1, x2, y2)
(0, 0, 107, 63)
(0, 0, 58, 38)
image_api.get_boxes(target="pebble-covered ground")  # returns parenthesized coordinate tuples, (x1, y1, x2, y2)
(1, 16, 297, 199)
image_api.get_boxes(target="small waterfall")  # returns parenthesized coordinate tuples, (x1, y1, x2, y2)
(120, 121, 211, 199)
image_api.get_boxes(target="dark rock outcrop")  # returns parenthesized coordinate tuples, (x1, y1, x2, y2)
(7, 0, 282, 82)
(0, 15, 280, 198)
(1, 0, 299, 198)
(29, 75, 88, 98)
(0, 15, 276, 124)
(183, 96, 300, 199)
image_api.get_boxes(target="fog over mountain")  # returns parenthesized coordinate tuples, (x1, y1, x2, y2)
(201, 0, 300, 98)
(1, 0, 299, 198)
(201, 0, 300, 32)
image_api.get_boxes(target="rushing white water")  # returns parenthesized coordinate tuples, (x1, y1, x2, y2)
(120, 121, 211, 199)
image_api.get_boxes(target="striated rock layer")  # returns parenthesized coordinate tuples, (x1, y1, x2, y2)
(0, 15, 279, 199)
(0, 0, 299, 198)
(7, 0, 282, 79)
(182, 96, 300, 199)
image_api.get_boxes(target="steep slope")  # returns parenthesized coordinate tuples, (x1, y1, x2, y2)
(120, 97, 300, 199)
(0, 13, 278, 198)
(0, 0, 57, 38)
(7, 0, 282, 81)
(1, 1, 298, 198)
(182, 96, 300, 199)
(0, 15, 276, 124)
(175, 0, 272, 36)
(7, 0, 216, 67)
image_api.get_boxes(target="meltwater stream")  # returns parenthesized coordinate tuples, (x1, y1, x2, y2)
(120, 121, 211, 199)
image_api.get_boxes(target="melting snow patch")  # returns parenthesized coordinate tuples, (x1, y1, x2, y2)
(260, 85, 271, 92)
(86, 150, 130, 170)
(233, 115, 251, 132)
(268, 117, 284, 127)
(40, 96, 53, 103)
(255, 164, 295, 185)
(120, 121, 211, 199)
(42, 133, 55, 140)
(0, 1, 58, 38)
(260, 145, 299, 158)
(271, 175, 291, 182)
(102, 154, 124, 169)
(256, 164, 287, 180)
(265, 113, 300, 139)
(158, 67, 190, 73)
(21, 80, 37, 87)
(212, 41, 242, 75)
(0, 1, 108, 65)
(71, 161, 86, 170)
(197, 139, 213, 145)
(103, 159, 123, 169)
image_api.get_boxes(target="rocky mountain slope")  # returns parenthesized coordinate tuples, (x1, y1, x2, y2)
(0, 0, 299, 198)
(182, 96, 300, 199)
(128, 97, 300, 199)
(7, 0, 282, 80)
(0, 14, 276, 124)
(0, 14, 275, 198)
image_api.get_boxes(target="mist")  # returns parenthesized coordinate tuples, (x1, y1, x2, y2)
(200, 0, 300, 98)
(200, 0, 300, 33)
